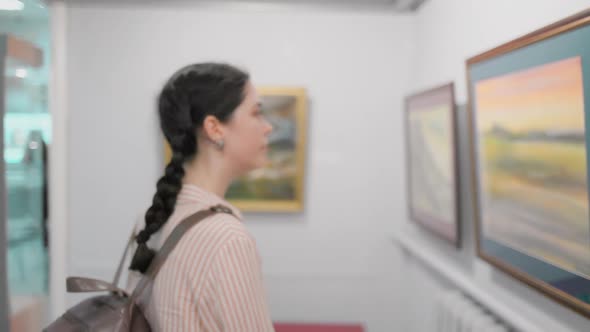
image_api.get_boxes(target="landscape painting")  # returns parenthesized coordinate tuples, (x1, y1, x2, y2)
(226, 87, 307, 212)
(406, 83, 460, 246)
(467, 10, 590, 317)
(474, 56, 590, 279)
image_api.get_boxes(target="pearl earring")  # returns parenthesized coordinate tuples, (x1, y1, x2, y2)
(215, 140, 225, 150)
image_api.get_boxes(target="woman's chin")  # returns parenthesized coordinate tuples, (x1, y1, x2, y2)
(250, 162, 268, 172)
(236, 159, 269, 176)
(259, 156, 271, 168)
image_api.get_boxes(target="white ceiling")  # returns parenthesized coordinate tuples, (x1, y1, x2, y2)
(59, 0, 427, 12)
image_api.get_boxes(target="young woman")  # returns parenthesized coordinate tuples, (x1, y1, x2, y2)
(127, 63, 275, 331)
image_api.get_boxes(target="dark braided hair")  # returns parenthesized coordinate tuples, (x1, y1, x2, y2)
(129, 63, 249, 273)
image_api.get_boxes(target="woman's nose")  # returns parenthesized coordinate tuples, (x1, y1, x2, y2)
(264, 120, 273, 135)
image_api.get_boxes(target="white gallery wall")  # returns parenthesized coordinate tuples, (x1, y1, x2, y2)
(65, 2, 414, 331)
(59, 0, 590, 331)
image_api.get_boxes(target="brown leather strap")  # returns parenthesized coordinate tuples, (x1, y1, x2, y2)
(130, 205, 234, 302)
(112, 229, 136, 287)
(66, 277, 129, 296)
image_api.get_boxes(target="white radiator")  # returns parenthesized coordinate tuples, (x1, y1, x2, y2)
(436, 290, 514, 332)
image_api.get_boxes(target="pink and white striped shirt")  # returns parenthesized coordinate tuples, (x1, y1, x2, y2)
(127, 184, 274, 332)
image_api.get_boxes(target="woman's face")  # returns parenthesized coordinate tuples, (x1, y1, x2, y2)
(223, 81, 273, 175)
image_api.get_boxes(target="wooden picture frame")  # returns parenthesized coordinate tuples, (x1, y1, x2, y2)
(466, 9, 590, 318)
(405, 82, 461, 247)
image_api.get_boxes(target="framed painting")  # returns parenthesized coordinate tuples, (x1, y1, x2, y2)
(165, 87, 307, 212)
(405, 83, 460, 247)
(226, 86, 307, 212)
(467, 9, 590, 317)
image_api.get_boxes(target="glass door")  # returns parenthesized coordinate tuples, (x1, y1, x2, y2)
(1, 32, 50, 332)
(0, 2, 51, 330)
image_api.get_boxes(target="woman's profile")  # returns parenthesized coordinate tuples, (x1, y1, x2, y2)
(127, 62, 275, 331)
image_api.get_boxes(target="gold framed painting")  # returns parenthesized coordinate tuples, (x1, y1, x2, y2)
(467, 9, 590, 317)
(164, 86, 307, 212)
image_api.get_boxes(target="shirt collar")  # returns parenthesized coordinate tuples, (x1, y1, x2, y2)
(176, 184, 243, 220)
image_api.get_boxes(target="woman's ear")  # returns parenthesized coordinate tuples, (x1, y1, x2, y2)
(202, 115, 225, 141)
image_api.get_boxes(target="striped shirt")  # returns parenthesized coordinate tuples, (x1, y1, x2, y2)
(126, 184, 274, 332)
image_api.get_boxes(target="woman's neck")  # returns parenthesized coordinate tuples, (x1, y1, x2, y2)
(182, 153, 234, 198)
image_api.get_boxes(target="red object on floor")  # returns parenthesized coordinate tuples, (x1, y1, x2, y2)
(273, 323, 364, 332)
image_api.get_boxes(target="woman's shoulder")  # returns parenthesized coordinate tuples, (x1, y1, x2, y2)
(188, 213, 251, 243)
(157, 208, 255, 284)
(126, 207, 253, 292)
(170, 206, 254, 258)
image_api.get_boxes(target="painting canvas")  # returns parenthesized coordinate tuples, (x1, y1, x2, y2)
(226, 87, 306, 212)
(467, 9, 590, 317)
(405, 83, 460, 246)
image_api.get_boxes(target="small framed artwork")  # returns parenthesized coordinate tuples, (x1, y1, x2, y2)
(226, 86, 307, 212)
(165, 87, 308, 212)
(467, 9, 590, 317)
(405, 82, 461, 247)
